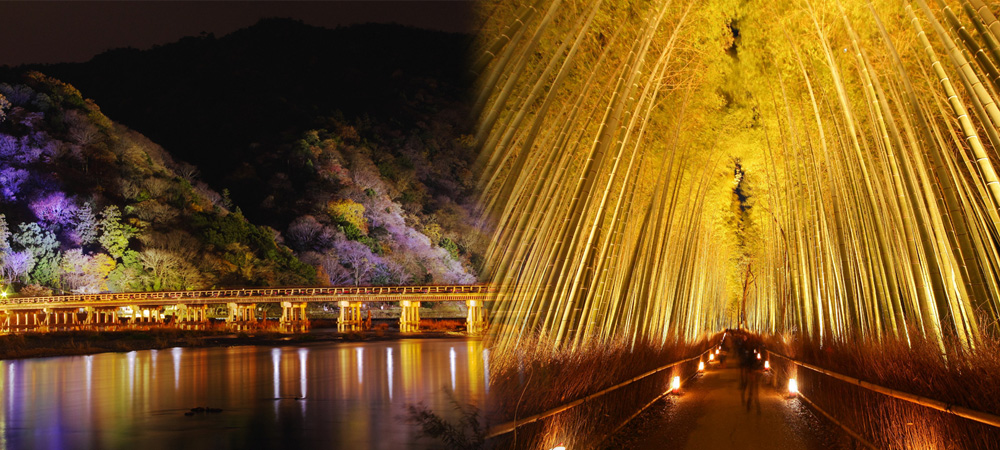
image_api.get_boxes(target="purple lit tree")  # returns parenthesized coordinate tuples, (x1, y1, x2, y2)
(30, 192, 78, 229)
(286, 215, 336, 252)
(334, 240, 377, 285)
(0, 167, 28, 202)
(0, 250, 34, 284)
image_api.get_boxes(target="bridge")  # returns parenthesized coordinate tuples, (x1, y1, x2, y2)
(0, 284, 494, 334)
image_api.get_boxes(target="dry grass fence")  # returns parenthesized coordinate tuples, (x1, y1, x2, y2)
(483, 333, 718, 449)
(766, 332, 1000, 449)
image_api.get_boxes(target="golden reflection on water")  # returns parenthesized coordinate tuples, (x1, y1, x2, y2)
(0, 338, 487, 450)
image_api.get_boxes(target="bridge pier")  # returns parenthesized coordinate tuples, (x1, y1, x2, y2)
(87, 307, 120, 328)
(466, 300, 486, 333)
(174, 304, 209, 329)
(280, 301, 309, 332)
(226, 303, 258, 330)
(399, 300, 421, 333)
(40, 308, 55, 332)
(338, 301, 363, 331)
(129, 305, 163, 326)
(0, 311, 12, 333)
(45, 308, 81, 331)
(9, 310, 43, 332)
(130, 305, 141, 325)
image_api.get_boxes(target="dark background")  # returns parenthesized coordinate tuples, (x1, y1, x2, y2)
(1, 1, 475, 66)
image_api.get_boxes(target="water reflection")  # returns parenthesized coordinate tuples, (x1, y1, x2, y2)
(0, 338, 486, 450)
(387, 348, 394, 401)
(450, 347, 457, 391)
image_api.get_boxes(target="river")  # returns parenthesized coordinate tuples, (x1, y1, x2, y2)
(0, 338, 489, 449)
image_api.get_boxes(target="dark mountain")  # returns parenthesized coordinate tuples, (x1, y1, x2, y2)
(11, 19, 473, 210)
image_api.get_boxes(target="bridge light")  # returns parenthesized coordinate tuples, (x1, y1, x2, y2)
(549, 445, 566, 450)
(709, 353, 714, 361)
(670, 376, 681, 393)
(757, 353, 761, 360)
(715, 348, 720, 355)
(764, 360, 770, 370)
(788, 378, 798, 396)
(698, 361, 705, 372)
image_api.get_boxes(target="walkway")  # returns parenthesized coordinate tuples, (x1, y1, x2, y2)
(607, 364, 854, 449)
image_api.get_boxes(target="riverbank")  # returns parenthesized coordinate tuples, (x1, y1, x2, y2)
(0, 325, 475, 360)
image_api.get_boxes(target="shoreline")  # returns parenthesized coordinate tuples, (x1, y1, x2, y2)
(0, 327, 480, 361)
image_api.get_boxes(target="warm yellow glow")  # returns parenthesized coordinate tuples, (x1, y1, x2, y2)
(473, 0, 1000, 354)
(715, 349, 720, 355)
(756, 353, 761, 360)
(764, 360, 770, 370)
(698, 361, 705, 372)
(550, 446, 566, 450)
(670, 376, 681, 393)
(709, 353, 715, 361)
(788, 378, 798, 395)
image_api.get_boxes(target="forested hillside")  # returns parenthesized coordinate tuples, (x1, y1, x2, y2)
(0, 19, 484, 294)
(0, 73, 315, 295)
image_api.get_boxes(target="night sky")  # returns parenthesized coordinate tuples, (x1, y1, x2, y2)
(0, 1, 475, 67)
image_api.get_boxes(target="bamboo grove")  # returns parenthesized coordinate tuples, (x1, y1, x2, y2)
(473, 0, 1000, 353)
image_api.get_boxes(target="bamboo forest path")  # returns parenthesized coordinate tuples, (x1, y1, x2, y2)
(606, 348, 854, 449)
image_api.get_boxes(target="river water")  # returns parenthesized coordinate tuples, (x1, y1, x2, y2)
(0, 338, 489, 450)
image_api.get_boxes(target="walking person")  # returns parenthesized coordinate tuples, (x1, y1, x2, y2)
(745, 347, 762, 414)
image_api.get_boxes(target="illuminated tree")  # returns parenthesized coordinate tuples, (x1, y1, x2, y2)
(328, 198, 368, 236)
(59, 249, 114, 293)
(335, 239, 376, 285)
(0, 93, 8, 123)
(98, 205, 135, 260)
(72, 202, 99, 246)
(0, 167, 28, 202)
(12, 222, 59, 286)
(0, 214, 8, 251)
(30, 192, 78, 230)
(1, 251, 33, 284)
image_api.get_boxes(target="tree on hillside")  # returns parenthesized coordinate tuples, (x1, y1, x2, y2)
(98, 205, 135, 260)
(335, 240, 376, 285)
(71, 202, 99, 246)
(12, 222, 59, 286)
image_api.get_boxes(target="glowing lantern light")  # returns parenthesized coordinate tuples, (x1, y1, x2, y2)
(788, 378, 798, 396)
(709, 353, 715, 361)
(549, 446, 566, 450)
(670, 376, 681, 393)
(764, 360, 770, 370)
(715, 348, 720, 355)
(757, 353, 761, 360)
(698, 361, 705, 372)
